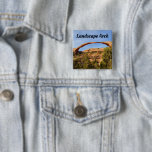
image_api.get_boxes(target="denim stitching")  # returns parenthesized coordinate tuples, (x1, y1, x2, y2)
(102, 118, 105, 152)
(54, 117, 57, 152)
(43, 93, 49, 152)
(102, 115, 114, 152)
(43, 107, 119, 124)
(40, 87, 44, 110)
(129, 86, 152, 118)
(124, 0, 137, 78)
(0, 13, 25, 16)
(0, 18, 24, 21)
(113, 114, 117, 152)
(0, 73, 132, 82)
(14, 86, 24, 152)
(110, 115, 115, 152)
(45, 97, 116, 114)
(108, 117, 112, 152)
(129, 0, 143, 77)
(99, 119, 103, 152)
(127, 0, 152, 118)
(43, 111, 112, 125)
(125, 0, 143, 78)
(47, 115, 53, 152)
(43, 97, 117, 112)
(46, 115, 50, 152)
(123, 0, 152, 118)
(0, 75, 134, 87)
(41, 113, 48, 152)
(42, 86, 119, 111)
(0, 13, 25, 21)
(19, 83, 129, 87)
(102, 116, 110, 152)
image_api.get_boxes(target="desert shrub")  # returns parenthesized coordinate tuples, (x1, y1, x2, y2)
(91, 59, 100, 69)
(82, 54, 93, 69)
(73, 53, 95, 69)
(73, 57, 83, 69)
(73, 53, 90, 69)
(100, 47, 112, 69)
(73, 52, 103, 69)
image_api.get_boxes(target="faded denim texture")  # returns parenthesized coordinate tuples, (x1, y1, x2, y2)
(0, 0, 152, 152)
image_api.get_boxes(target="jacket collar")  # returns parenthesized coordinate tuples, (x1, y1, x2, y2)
(23, 0, 70, 41)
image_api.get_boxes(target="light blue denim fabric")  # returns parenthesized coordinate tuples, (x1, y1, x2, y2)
(0, 0, 152, 152)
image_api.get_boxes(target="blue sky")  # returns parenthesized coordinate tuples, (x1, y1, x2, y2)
(73, 30, 112, 51)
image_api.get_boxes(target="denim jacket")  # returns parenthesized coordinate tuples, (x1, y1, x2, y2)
(0, 0, 152, 152)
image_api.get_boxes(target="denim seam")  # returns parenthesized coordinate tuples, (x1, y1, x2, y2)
(19, 86, 24, 152)
(110, 115, 115, 152)
(129, 0, 143, 77)
(43, 92, 50, 152)
(109, 116, 112, 152)
(40, 83, 128, 86)
(41, 86, 120, 123)
(0, 75, 133, 86)
(40, 87, 44, 109)
(20, 84, 130, 87)
(43, 92, 118, 114)
(108, 115, 115, 152)
(42, 107, 119, 124)
(0, 13, 25, 21)
(42, 89, 56, 152)
(102, 116, 111, 152)
(102, 118, 106, 152)
(104, 118, 109, 152)
(41, 86, 120, 116)
(43, 86, 118, 111)
(47, 115, 52, 152)
(41, 113, 48, 152)
(46, 115, 50, 152)
(40, 91, 46, 152)
(0, 81, 131, 86)
(54, 117, 56, 152)
(124, 0, 152, 118)
(63, 0, 70, 42)
(39, 78, 131, 86)
(0, 18, 24, 21)
(99, 119, 102, 152)
(0, 13, 25, 16)
(124, 0, 139, 77)
(15, 90, 24, 152)
(44, 105, 118, 116)
(0, 81, 129, 87)
(129, 85, 152, 118)
(128, 0, 152, 118)
(113, 114, 117, 152)
(0, 73, 132, 81)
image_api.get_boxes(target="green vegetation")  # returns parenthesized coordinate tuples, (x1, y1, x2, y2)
(73, 47, 112, 69)
(100, 47, 112, 69)
(73, 53, 94, 69)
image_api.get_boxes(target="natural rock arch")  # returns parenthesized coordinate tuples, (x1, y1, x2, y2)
(74, 41, 112, 54)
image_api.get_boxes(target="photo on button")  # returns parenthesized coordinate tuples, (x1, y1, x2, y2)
(73, 30, 112, 69)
